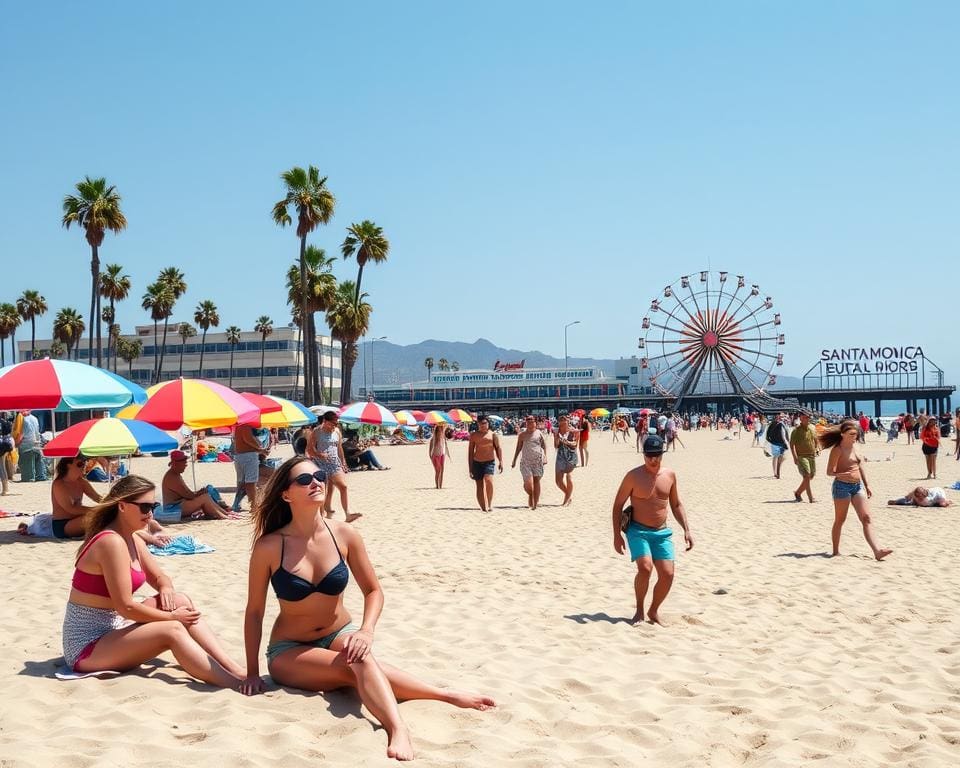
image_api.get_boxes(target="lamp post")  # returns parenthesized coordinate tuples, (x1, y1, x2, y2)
(370, 336, 387, 397)
(564, 320, 580, 402)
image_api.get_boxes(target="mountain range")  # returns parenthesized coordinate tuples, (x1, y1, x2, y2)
(352, 338, 803, 389)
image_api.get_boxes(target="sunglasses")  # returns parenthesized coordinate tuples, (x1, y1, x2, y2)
(74, 460, 86, 467)
(288, 470, 327, 487)
(125, 501, 161, 514)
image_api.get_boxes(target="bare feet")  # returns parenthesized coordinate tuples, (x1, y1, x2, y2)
(647, 610, 665, 626)
(345, 513, 363, 523)
(875, 548, 893, 561)
(630, 611, 644, 625)
(386, 727, 415, 761)
(794, 493, 802, 502)
(445, 691, 496, 710)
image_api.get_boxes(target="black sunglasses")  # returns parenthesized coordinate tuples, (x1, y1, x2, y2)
(125, 501, 161, 514)
(289, 470, 326, 487)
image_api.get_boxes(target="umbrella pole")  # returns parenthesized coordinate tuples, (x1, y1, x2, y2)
(191, 432, 198, 489)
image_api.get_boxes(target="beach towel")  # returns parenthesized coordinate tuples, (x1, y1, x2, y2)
(952, 481, 960, 491)
(147, 535, 215, 556)
(55, 666, 124, 680)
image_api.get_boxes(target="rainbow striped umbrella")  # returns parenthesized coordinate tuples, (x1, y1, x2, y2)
(42, 417, 178, 458)
(249, 395, 317, 428)
(590, 407, 610, 418)
(338, 401, 399, 426)
(0, 358, 146, 411)
(422, 410, 454, 425)
(134, 378, 260, 430)
(447, 408, 474, 423)
(393, 410, 420, 426)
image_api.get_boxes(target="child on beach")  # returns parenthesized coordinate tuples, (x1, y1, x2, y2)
(241, 457, 495, 761)
(820, 420, 892, 561)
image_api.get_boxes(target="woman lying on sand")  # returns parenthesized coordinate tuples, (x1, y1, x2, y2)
(241, 456, 495, 761)
(887, 486, 954, 507)
(61, 475, 245, 686)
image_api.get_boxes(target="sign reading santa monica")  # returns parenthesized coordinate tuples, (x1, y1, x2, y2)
(820, 346, 924, 375)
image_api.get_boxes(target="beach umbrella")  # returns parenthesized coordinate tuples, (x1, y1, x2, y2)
(250, 396, 317, 428)
(240, 392, 284, 416)
(134, 378, 260, 430)
(394, 410, 420, 426)
(613, 407, 633, 415)
(410, 410, 427, 421)
(590, 407, 610, 418)
(486, 414, 504, 423)
(636, 408, 657, 416)
(571, 408, 586, 417)
(338, 401, 399, 427)
(447, 408, 474, 423)
(0, 358, 147, 411)
(421, 410, 454, 425)
(42, 417, 178, 457)
(309, 405, 339, 416)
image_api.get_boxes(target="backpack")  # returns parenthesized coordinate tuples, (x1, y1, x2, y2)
(765, 421, 782, 445)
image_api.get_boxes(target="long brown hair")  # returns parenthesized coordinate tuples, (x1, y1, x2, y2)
(55, 455, 84, 480)
(817, 419, 859, 450)
(80, 474, 156, 550)
(252, 456, 322, 541)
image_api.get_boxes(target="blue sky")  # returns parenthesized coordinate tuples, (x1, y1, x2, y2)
(1, 2, 956, 381)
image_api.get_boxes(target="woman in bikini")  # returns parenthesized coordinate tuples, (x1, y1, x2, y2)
(241, 456, 495, 761)
(61, 474, 245, 685)
(427, 422, 451, 489)
(820, 420, 892, 561)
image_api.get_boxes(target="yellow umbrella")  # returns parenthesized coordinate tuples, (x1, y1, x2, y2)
(255, 396, 318, 428)
(447, 408, 474, 423)
(590, 407, 610, 418)
(394, 410, 420, 426)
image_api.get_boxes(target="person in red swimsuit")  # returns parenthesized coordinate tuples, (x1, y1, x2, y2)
(61, 474, 245, 685)
(578, 416, 591, 467)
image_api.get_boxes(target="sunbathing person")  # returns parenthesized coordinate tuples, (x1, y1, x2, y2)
(241, 457, 495, 761)
(61, 474, 245, 685)
(343, 432, 388, 471)
(887, 486, 954, 507)
(160, 450, 238, 521)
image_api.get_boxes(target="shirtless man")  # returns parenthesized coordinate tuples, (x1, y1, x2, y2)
(612, 435, 694, 625)
(511, 415, 547, 509)
(161, 450, 238, 521)
(467, 415, 502, 511)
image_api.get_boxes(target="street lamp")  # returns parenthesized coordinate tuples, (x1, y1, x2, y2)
(564, 320, 580, 401)
(370, 336, 387, 396)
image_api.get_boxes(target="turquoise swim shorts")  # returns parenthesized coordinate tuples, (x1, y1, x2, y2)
(626, 522, 675, 562)
(265, 622, 360, 663)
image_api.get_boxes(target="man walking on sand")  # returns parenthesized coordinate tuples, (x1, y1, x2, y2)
(468, 415, 502, 511)
(789, 412, 819, 503)
(612, 435, 694, 625)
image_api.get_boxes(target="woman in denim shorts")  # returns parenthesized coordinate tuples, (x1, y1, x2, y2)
(820, 420, 892, 561)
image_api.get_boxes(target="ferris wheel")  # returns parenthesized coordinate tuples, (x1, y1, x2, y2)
(639, 271, 784, 404)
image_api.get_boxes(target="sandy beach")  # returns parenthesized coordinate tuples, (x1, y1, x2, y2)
(2, 429, 959, 767)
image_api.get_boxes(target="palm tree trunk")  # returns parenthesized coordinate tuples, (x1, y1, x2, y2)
(108, 298, 116, 372)
(96, 285, 102, 367)
(229, 345, 235, 388)
(31, 318, 36, 359)
(158, 318, 170, 382)
(308, 313, 321, 404)
(199, 328, 207, 373)
(293, 323, 302, 400)
(299, 235, 311, 406)
(354, 263, 365, 306)
(153, 320, 159, 381)
(11, 329, 16, 364)
(259, 337, 266, 393)
(88, 244, 99, 365)
(178, 344, 185, 377)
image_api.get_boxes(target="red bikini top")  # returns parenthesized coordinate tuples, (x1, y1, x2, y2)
(72, 530, 146, 597)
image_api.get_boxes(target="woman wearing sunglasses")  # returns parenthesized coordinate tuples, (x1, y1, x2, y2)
(241, 457, 495, 761)
(61, 475, 245, 687)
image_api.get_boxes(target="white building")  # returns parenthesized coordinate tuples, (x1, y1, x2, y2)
(19, 324, 341, 399)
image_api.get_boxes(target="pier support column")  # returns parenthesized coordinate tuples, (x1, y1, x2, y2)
(874, 399, 881, 418)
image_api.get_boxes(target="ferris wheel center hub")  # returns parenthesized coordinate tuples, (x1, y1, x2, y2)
(703, 331, 719, 347)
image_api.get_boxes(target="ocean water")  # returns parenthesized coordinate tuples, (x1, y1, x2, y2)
(818, 400, 953, 418)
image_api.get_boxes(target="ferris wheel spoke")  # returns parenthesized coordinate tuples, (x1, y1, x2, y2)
(664, 300, 707, 336)
(685, 282, 705, 320)
(649, 321, 694, 336)
(719, 283, 743, 319)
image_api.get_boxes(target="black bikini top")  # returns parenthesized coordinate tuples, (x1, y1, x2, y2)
(270, 521, 349, 601)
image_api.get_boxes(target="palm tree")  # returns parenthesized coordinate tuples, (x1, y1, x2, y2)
(49, 340, 67, 359)
(100, 264, 131, 372)
(62, 177, 127, 366)
(225, 325, 241, 388)
(108, 322, 121, 366)
(285, 245, 337, 403)
(254, 316, 274, 393)
(177, 322, 197, 377)
(451, 361, 460, 372)
(193, 300, 219, 374)
(341, 220, 390, 307)
(325, 281, 371, 403)
(16, 290, 47, 360)
(142, 282, 174, 382)
(424, 356, 434, 382)
(438, 358, 450, 372)
(53, 307, 85, 360)
(0, 304, 20, 365)
(156, 267, 187, 380)
(117, 337, 143, 377)
(273, 165, 336, 406)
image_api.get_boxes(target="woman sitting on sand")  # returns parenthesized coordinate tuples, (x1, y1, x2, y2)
(61, 475, 245, 686)
(51, 455, 103, 539)
(240, 456, 495, 761)
(887, 486, 954, 507)
(820, 420, 892, 561)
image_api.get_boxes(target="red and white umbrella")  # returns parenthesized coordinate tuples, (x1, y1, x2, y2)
(338, 401, 399, 427)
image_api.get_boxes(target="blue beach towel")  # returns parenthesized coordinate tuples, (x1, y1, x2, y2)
(147, 535, 215, 556)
